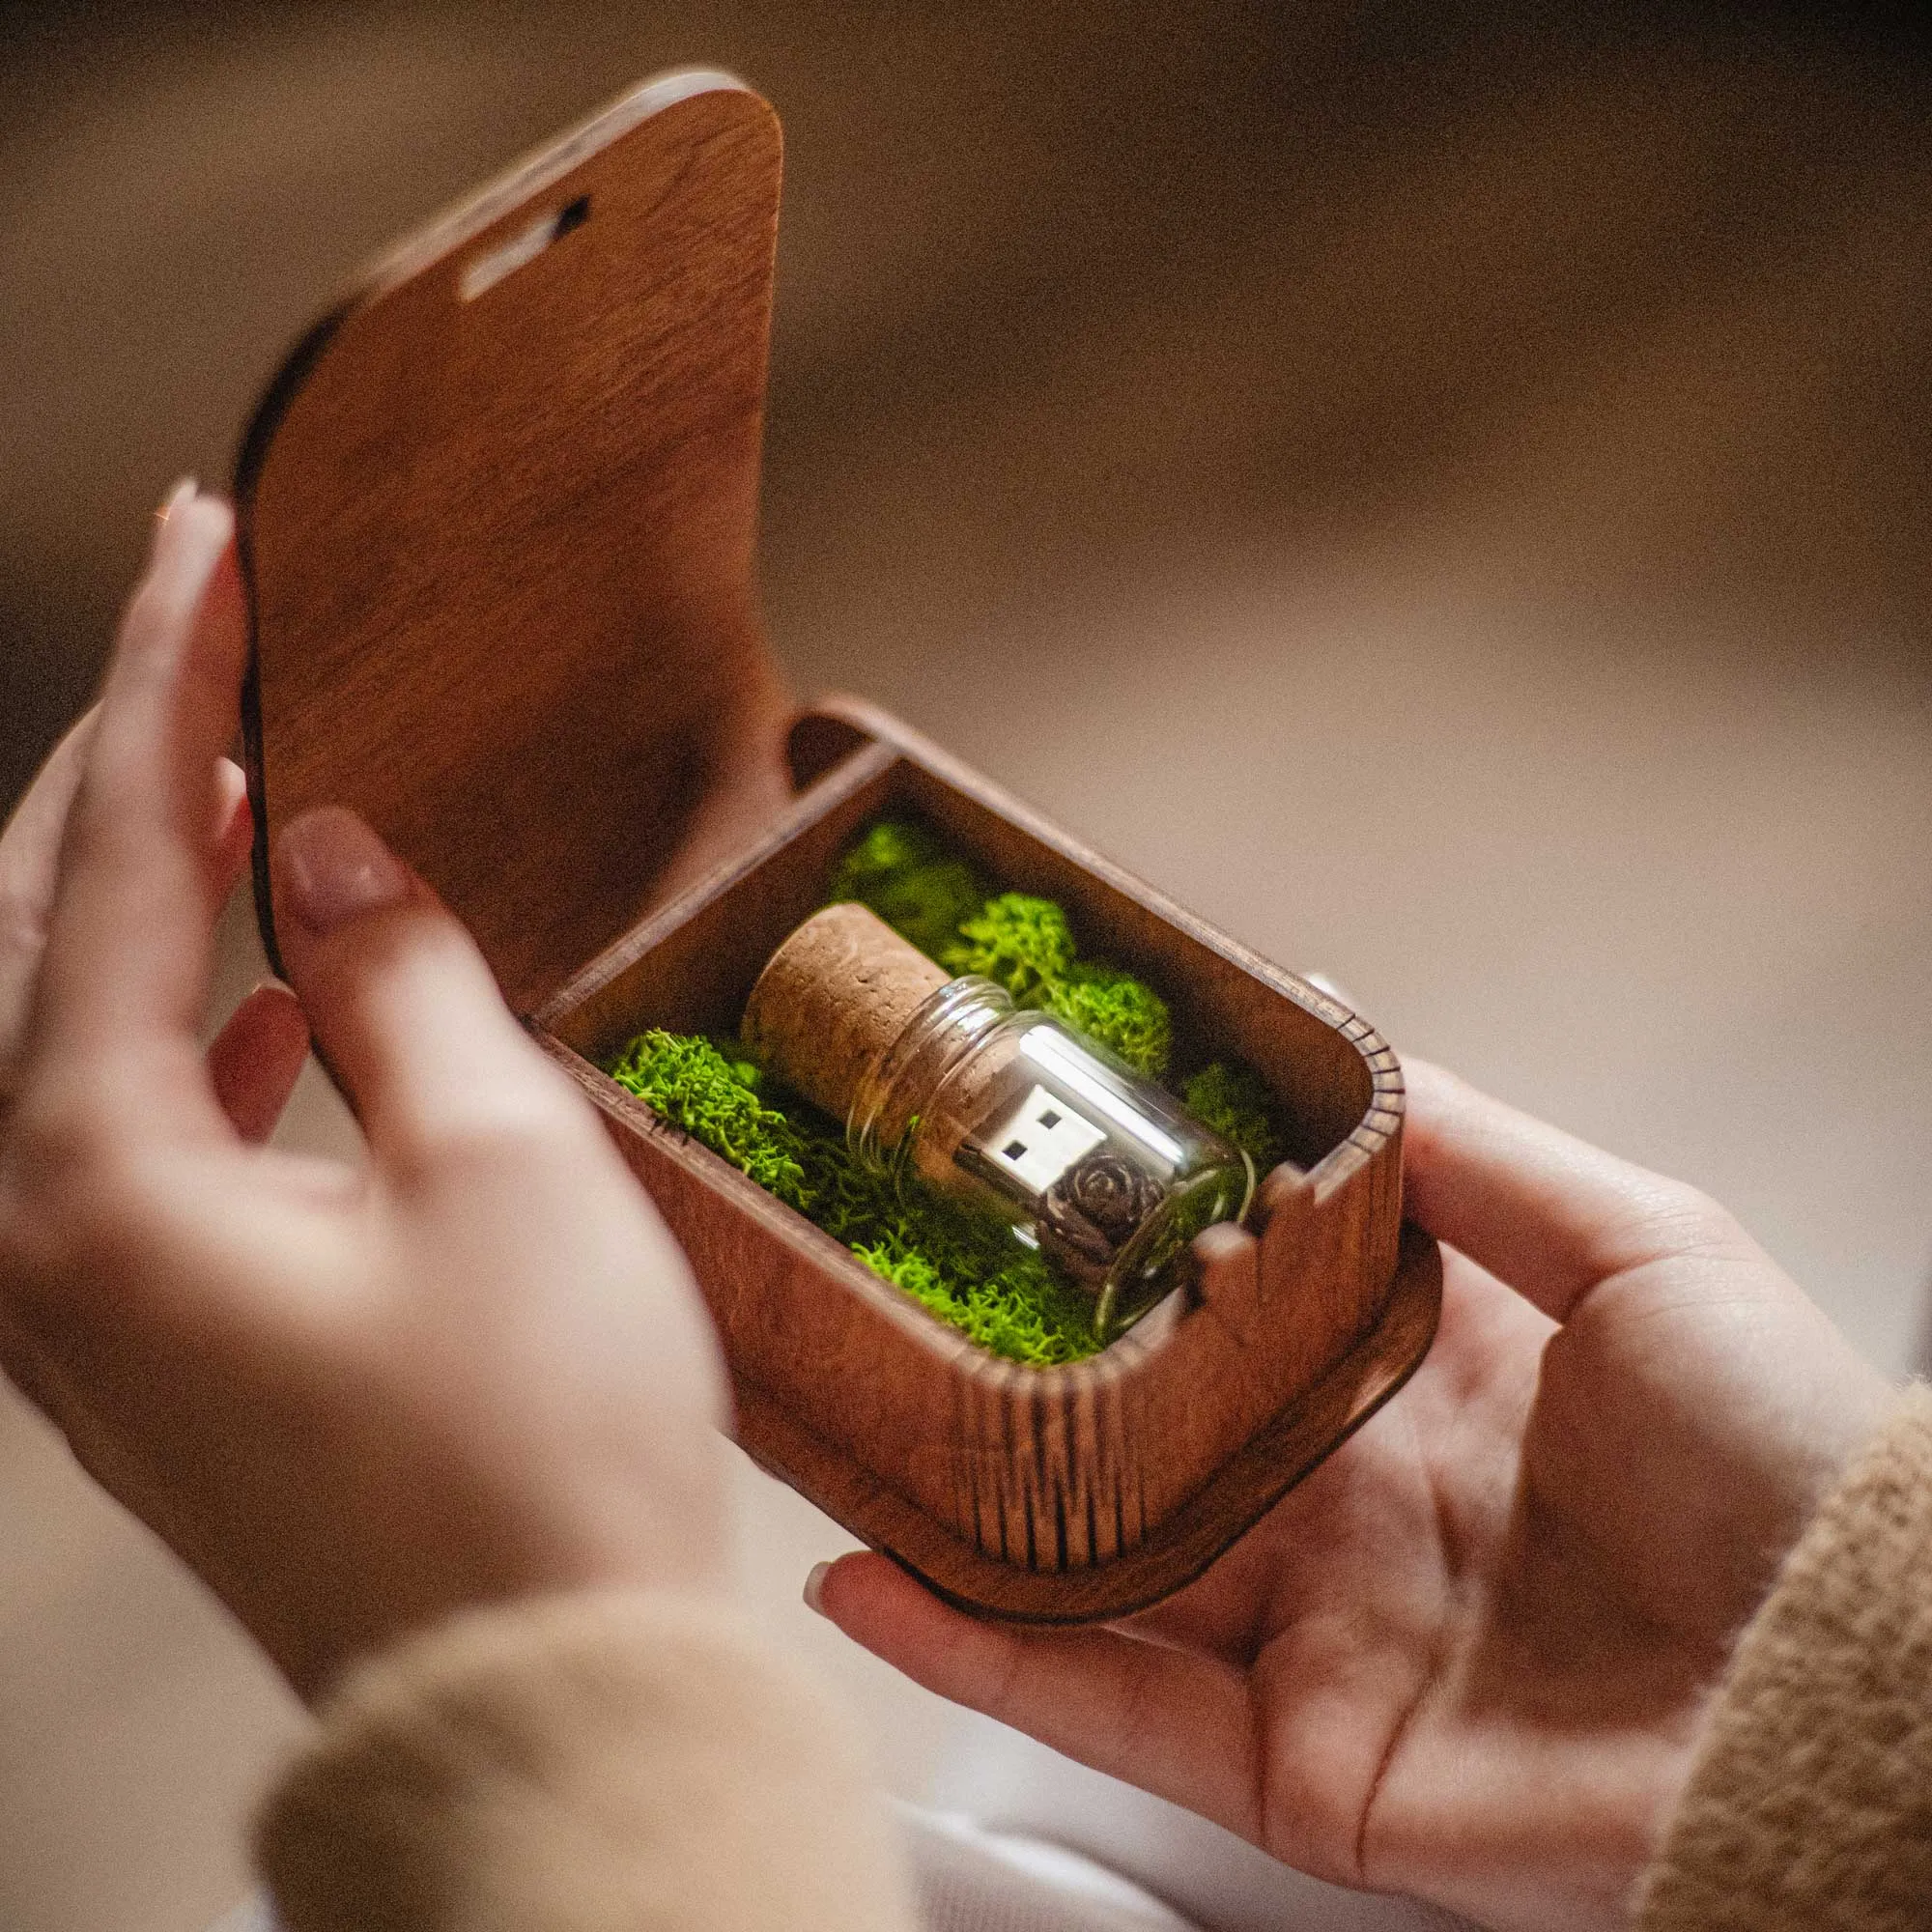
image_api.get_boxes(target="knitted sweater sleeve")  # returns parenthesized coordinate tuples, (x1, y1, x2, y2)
(254, 1591, 920, 1932)
(1637, 1383, 1932, 1930)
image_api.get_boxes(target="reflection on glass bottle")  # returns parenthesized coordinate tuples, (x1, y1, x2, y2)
(850, 978, 1253, 1337)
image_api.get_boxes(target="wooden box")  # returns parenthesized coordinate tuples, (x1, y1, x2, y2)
(237, 71, 1440, 1622)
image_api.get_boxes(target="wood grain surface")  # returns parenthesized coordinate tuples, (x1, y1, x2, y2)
(239, 74, 795, 1012)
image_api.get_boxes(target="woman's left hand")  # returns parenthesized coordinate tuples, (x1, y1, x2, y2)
(0, 486, 734, 1697)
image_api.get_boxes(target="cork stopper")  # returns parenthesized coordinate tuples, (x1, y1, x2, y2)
(742, 903, 950, 1125)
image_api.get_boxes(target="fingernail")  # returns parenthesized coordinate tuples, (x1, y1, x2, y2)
(143, 479, 231, 615)
(279, 807, 411, 933)
(803, 1561, 833, 1616)
(211, 756, 249, 842)
(150, 477, 198, 554)
(1298, 971, 1360, 1011)
(156, 476, 198, 523)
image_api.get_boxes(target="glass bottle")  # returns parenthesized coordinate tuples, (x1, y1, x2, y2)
(847, 976, 1254, 1338)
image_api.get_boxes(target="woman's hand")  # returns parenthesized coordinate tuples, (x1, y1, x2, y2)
(0, 487, 731, 1698)
(812, 1061, 1897, 1930)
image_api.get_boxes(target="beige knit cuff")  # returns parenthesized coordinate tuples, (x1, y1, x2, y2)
(1637, 1383, 1932, 1931)
(256, 1590, 917, 1932)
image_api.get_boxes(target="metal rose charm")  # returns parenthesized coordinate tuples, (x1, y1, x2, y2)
(1036, 1149, 1165, 1286)
(1062, 1149, 1163, 1244)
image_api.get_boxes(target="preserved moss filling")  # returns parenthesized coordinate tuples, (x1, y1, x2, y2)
(611, 821, 1287, 1366)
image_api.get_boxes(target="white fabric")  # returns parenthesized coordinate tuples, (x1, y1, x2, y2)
(897, 1804, 1206, 1932)
(925, 1711, 1475, 1932)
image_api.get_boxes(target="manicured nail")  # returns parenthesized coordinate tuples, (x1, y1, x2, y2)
(1298, 971, 1360, 1011)
(211, 756, 250, 843)
(156, 476, 198, 523)
(803, 1561, 833, 1616)
(143, 478, 230, 617)
(150, 477, 199, 557)
(279, 807, 411, 934)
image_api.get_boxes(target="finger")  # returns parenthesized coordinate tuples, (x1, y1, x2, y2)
(30, 487, 249, 1074)
(271, 807, 594, 1172)
(206, 983, 310, 1143)
(3, 737, 249, 1103)
(809, 1552, 1262, 1844)
(0, 708, 99, 1102)
(1402, 1060, 1748, 1321)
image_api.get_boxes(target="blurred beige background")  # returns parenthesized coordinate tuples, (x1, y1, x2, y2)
(3, 3, 1930, 1926)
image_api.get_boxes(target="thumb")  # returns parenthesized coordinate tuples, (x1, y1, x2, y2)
(808, 1551, 1262, 1847)
(271, 807, 590, 1170)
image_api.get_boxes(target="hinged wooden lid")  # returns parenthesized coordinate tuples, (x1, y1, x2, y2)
(237, 72, 791, 1011)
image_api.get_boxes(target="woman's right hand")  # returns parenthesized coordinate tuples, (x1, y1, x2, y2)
(814, 1059, 1899, 1932)
(0, 486, 734, 1698)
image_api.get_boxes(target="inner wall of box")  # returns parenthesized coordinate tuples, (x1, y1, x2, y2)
(546, 745, 1375, 1173)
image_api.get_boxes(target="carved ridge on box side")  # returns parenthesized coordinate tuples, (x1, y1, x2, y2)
(730, 1224, 1441, 1621)
(949, 1340, 1143, 1570)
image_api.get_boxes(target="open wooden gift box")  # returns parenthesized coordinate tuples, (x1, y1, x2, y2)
(236, 71, 1440, 1622)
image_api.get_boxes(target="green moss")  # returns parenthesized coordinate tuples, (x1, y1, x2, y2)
(826, 820, 986, 961)
(1051, 962, 1173, 1080)
(847, 1202, 1099, 1366)
(939, 893, 1172, 1077)
(611, 1032, 810, 1208)
(1182, 1060, 1285, 1174)
(941, 893, 1077, 999)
